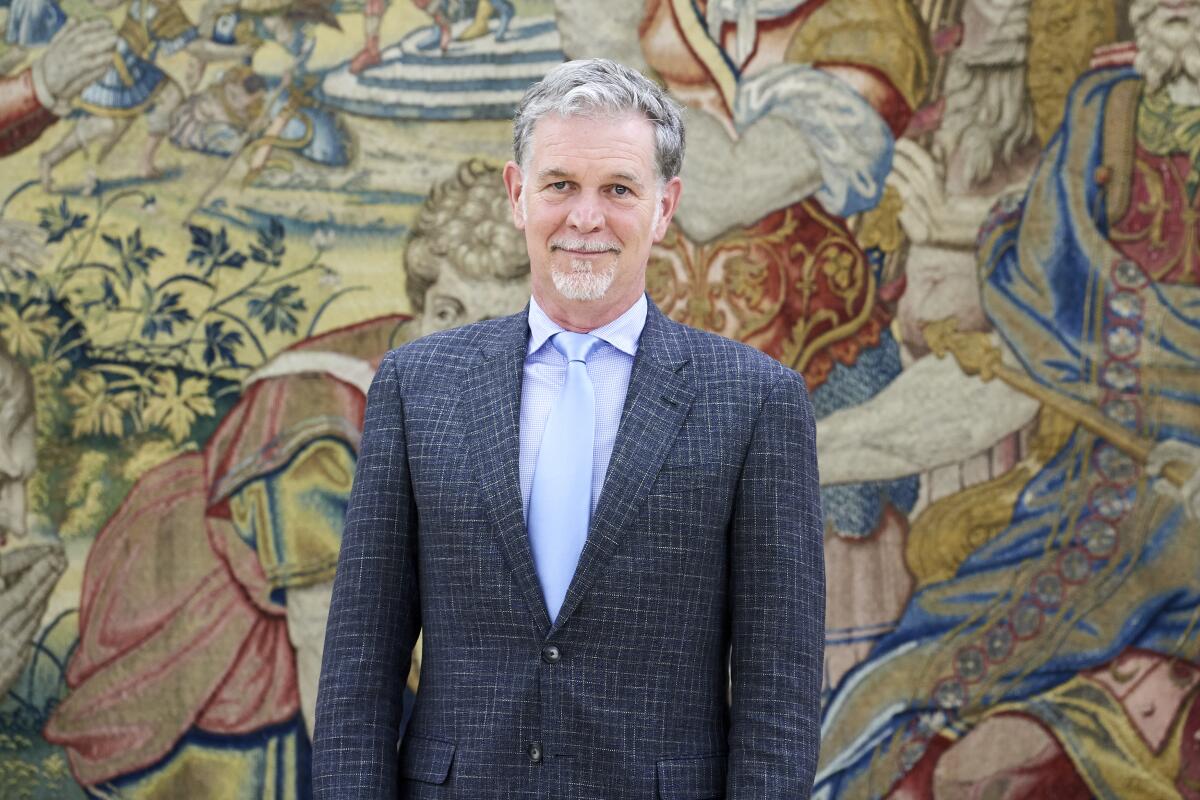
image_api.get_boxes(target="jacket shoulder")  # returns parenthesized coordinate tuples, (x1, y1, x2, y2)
(379, 315, 523, 385)
(668, 318, 805, 393)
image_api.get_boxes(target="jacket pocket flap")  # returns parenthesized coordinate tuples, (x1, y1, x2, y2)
(651, 468, 722, 495)
(399, 734, 456, 784)
(656, 753, 726, 799)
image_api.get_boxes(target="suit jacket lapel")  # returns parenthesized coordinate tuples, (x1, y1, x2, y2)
(463, 308, 554, 634)
(553, 300, 695, 632)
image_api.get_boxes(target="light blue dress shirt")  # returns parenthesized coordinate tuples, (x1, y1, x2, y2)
(520, 293, 647, 521)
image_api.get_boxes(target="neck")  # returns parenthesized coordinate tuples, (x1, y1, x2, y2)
(532, 286, 644, 333)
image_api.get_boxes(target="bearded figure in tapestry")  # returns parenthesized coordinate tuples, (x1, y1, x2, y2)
(815, 0, 1200, 797)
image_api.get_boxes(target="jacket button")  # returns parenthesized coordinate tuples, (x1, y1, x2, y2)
(528, 742, 543, 763)
(541, 644, 561, 664)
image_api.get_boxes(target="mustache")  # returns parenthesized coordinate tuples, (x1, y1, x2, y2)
(550, 239, 621, 254)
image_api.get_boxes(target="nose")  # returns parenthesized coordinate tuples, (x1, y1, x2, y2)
(566, 192, 604, 233)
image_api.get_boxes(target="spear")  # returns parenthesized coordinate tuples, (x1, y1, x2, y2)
(923, 316, 1195, 487)
(182, 36, 315, 226)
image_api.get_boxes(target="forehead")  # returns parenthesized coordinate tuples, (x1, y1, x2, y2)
(527, 111, 657, 181)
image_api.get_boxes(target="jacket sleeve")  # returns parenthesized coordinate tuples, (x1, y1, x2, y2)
(726, 368, 825, 798)
(313, 350, 421, 799)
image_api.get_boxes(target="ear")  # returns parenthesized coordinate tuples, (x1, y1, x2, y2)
(652, 176, 683, 241)
(503, 161, 527, 230)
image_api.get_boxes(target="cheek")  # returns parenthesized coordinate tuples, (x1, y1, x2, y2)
(524, 203, 565, 235)
(613, 224, 650, 254)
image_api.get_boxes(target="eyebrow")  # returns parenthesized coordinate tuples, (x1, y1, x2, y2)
(535, 168, 647, 190)
(536, 168, 572, 182)
(610, 172, 645, 189)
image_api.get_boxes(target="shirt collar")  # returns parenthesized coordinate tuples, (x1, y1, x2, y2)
(527, 293, 647, 357)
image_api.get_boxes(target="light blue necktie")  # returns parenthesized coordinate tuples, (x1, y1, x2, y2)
(528, 331, 603, 623)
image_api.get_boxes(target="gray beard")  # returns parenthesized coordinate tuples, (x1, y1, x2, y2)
(935, 58, 1035, 187)
(551, 261, 616, 301)
(1132, 1, 1200, 94)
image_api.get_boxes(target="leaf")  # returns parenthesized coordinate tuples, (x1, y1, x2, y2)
(187, 224, 246, 278)
(103, 228, 163, 288)
(187, 225, 213, 267)
(249, 217, 286, 266)
(30, 356, 71, 386)
(142, 370, 216, 442)
(63, 371, 134, 438)
(246, 284, 306, 335)
(0, 304, 59, 358)
(140, 291, 193, 340)
(202, 320, 243, 367)
(37, 199, 88, 244)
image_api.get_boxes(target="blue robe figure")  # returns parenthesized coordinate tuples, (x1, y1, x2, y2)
(816, 64, 1200, 800)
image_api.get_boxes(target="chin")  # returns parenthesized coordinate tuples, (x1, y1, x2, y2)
(551, 276, 614, 302)
(549, 261, 617, 302)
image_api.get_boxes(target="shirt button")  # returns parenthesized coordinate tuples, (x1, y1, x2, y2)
(541, 644, 561, 664)
(528, 742, 543, 763)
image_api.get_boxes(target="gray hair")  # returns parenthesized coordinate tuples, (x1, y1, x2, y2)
(512, 58, 686, 182)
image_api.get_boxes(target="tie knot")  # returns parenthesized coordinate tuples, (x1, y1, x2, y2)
(552, 331, 602, 364)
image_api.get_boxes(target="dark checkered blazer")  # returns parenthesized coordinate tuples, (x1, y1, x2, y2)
(312, 298, 824, 799)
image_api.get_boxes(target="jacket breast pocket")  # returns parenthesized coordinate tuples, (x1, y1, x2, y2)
(651, 466, 723, 496)
(399, 734, 456, 785)
(656, 753, 726, 799)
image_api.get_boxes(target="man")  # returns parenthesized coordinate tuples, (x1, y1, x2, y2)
(43, 159, 528, 796)
(313, 58, 825, 799)
(814, 0, 1200, 796)
(554, 1, 929, 695)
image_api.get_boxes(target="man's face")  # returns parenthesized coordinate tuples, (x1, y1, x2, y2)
(418, 261, 531, 337)
(503, 111, 681, 321)
(1132, 0, 1200, 90)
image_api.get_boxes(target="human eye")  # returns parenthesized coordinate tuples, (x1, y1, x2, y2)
(429, 296, 465, 328)
(549, 180, 571, 191)
(610, 184, 631, 197)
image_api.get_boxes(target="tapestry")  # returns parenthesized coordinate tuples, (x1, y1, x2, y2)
(1, 0, 1198, 797)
